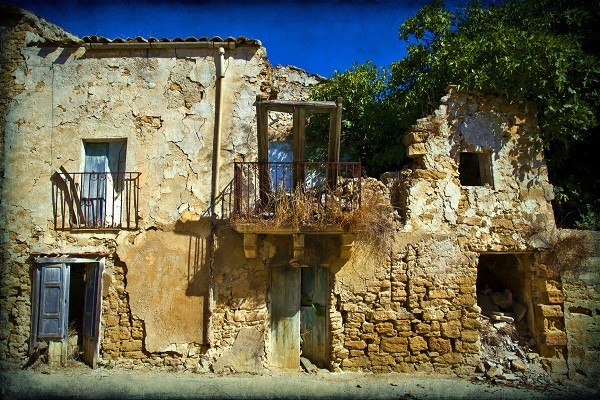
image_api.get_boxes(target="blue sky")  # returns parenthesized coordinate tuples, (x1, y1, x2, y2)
(10, 0, 446, 77)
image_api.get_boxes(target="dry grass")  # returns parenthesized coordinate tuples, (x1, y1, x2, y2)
(527, 222, 594, 275)
(230, 180, 395, 247)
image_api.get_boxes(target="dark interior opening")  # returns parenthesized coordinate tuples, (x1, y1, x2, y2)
(459, 152, 493, 187)
(67, 265, 86, 360)
(476, 254, 533, 334)
(459, 152, 482, 186)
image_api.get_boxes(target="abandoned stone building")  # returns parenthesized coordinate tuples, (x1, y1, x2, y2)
(1, 6, 599, 385)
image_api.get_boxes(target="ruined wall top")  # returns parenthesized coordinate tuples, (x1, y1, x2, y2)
(396, 87, 556, 251)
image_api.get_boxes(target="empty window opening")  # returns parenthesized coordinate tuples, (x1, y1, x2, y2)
(268, 141, 293, 192)
(459, 152, 493, 187)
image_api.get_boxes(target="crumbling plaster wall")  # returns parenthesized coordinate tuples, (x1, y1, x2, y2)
(401, 89, 555, 252)
(0, 7, 324, 369)
(0, 6, 283, 368)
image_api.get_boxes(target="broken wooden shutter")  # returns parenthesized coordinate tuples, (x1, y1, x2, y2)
(37, 264, 66, 340)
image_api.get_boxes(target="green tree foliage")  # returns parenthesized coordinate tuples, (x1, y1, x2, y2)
(307, 62, 406, 175)
(309, 0, 600, 230)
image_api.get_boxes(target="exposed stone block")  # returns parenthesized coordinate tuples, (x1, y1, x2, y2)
(542, 330, 567, 346)
(545, 290, 565, 304)
(441, 320, 461, 338)
(122, 351, 145, 359)
(538, 304, 564, 318)
(403, 131, 428, 146)
(409, 336, 428, 353)
(413, 322, 431, 334)
(422, 308, 445, 321)
(345, 340, 367, 350)
(394, 320, 411, 332)
(341, 356, 371, 369)
(361, 333, 379, 343)
(407, 143, 427, 158)
(454, 294, 476, 307)
(120, 340, 143, 352)
(350, 349, 365, 357)
(453, 340, 479, 353)
(461, 330, 479, 343)
(428, 289, 456, 300)
(381, 337, 409, 353)
(428, 337, 451, 354)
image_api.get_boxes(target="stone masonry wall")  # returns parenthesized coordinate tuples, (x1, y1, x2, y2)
(561, 230, 600, 384)
(331, 231, 480, 374)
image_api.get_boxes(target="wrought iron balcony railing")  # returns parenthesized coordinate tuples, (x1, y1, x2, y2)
(233, 162, 361, 224)
(52, 170, 141, 230)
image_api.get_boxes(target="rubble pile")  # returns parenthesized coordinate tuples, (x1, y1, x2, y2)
(476, 289, 557, 388)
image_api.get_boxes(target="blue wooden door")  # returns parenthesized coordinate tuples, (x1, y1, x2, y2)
(37, 264, 67, 340)
(271, 265, 301, 369)
(300, 267, 329, 368)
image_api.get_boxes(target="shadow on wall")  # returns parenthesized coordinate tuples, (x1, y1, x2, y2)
(174, 217, 212, 344)
(174, 218, 211, 298)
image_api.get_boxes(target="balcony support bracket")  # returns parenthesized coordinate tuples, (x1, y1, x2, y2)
(341, 234, 355, 260)
(243, 233, 258, 259)
(293, 234, 305, 260)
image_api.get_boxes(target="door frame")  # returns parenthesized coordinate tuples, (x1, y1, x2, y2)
(31, 256, 104, 368)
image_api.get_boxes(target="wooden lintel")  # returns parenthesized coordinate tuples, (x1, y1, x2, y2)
(259, 99, 337, 113)
(293, 234, 305, 260)
(340, 233, 355, 259)
(243, 233, 258, 259)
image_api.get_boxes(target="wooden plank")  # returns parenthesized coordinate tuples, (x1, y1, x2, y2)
(271, 265, 301, 370)
(300, 267, 329, 368)
(292, 107, 306, 188)
(260, 100, 337, 113)
(256, 96, 271, 207)
(59, 166, 85, 227)
(231, 223, 346, 235)
(328, 97, 342, 164)
(81, 263, 97, 368)
(256, 95, 269, 163)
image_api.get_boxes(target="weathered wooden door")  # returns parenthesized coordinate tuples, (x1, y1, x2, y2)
(300, 267, 329, 368)
(81, 263, 102, 368)
(270, 265, 301, 369)
(35, 264, 67, 341)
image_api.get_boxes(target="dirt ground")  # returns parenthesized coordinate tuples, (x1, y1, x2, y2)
(1, 362, 599, 400)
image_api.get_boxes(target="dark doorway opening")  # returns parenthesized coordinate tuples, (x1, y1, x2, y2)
(31, 258, 103, 368)
(67, 265, 86, 361)
(476, 253, 535, 345)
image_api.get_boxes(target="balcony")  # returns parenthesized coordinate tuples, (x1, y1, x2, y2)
(232, 161, 361, 233)
(52, 169, 141, 230)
